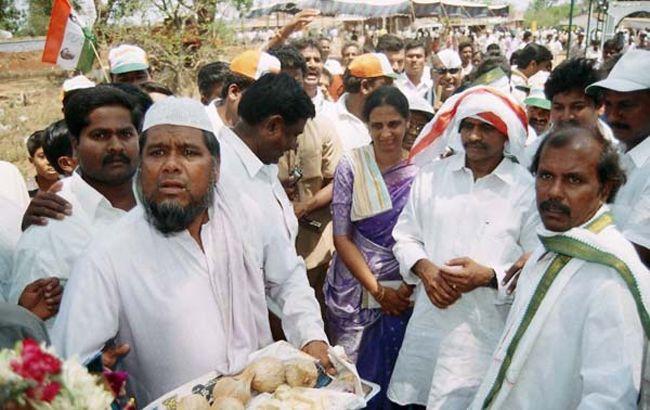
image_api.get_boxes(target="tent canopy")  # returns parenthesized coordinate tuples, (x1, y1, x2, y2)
(246, 0, 509, 19)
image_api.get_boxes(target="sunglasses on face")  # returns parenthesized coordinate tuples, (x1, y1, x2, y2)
(436, 67, 461, 75)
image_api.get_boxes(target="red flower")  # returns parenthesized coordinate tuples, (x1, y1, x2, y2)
(25, 381, 60, 403)
(103, 370, 128, 397)
(11, 339, 62, 383)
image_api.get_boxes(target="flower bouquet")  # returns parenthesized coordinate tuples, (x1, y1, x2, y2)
(0, 339, 132, 410)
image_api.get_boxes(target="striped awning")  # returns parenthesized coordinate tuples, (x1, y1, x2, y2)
(246, 0, 508, 20)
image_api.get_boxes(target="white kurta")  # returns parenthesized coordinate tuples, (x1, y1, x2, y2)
(396, 70, 434, 106)
(0, 196, 25, 301)
(470, 213, 646, 409)
(388, 154, 540, 407)
(613, 136, 650, 250)
(0, 160, 30, 213)
(331, 94, 371, 152)
(51, 204, 272, 406)
(217, 127, 327, 348)
(8, 173, 126, 314)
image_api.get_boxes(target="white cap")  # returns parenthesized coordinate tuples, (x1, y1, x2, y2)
(62, 75, 95, 93)
(437, 49, 462, 69)
(109, 44, 149, 74)
(143, 97, 213, 133)
(407, 94, 434, 116)
(586, 49, 650, 93)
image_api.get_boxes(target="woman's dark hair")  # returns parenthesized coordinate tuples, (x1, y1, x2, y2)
(362, 86, 409, 123)
(530, 125, 626, 203)
(43, 119, 73, 175)
(26, 129, 46, 157)
(238, 72, 315, 126)
(544, 58, 602, 106)
(64, 86, 142, 142)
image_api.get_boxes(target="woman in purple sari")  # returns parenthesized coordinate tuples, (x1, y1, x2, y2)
(324, 86, 419, 409)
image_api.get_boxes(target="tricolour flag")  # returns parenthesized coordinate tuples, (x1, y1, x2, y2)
(42, 0, 96, 73)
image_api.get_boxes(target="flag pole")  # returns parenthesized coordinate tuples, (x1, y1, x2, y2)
(88, 39, 110, 83)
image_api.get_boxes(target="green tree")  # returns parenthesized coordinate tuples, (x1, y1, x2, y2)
(24, 0, 52, 36)
(0, 0, 23, 32)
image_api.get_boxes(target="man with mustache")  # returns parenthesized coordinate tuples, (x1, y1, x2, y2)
(291, 38, 335, 114)
(388, 86, 540, 408)
(471, 125, 649, 409)
(8, 86, 141, 322)
(53, 96, 311, 405)
(587, 49, 650, 266)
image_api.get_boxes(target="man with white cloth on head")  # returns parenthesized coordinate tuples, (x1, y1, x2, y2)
(471, 126, 649, 410)
(387, 86, 541, 408)
(53, 96, 329, 406)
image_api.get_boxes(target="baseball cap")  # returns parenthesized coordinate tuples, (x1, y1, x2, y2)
(407, 94, 434, 116)
(586, 49, 650, 93)
(524, 87, 551, 111)
(109, 45, 149, 75)
(230, 50, 281, 81)
(348, 53, 399, 79)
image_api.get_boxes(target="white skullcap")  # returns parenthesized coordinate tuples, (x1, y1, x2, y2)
(143, 97, 213, 133)
(437, 49, 462, 69)
(407, 94, 434, 116)
(62, 75, 95, 92)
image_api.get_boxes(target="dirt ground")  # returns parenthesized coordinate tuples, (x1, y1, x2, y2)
(0, 51, 64, 178)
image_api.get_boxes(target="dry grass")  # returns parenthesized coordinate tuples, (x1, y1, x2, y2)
(0, 75, 64, 178)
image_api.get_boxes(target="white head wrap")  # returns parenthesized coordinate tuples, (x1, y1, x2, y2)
(410, 86, 530, 167)
(143, 97, 213, 133)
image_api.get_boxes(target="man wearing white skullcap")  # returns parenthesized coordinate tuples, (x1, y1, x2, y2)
(431, 48, 463, 110)
(53, 95, 326, 405)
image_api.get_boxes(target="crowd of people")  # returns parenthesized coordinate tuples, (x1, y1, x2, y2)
(1, 13, 649, 410)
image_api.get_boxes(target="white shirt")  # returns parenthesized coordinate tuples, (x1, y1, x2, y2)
(217, 127, 327, 347)
(470, 224, 644, 409)
(0, 197, 25, 301)
(311, 88, 335, 117)
(396, 69, 434, 105)
(205, 99, 225, 136)
(461, 63, 473, 77)
(0, 161, 29, 213)
(613, 136, 650, 249)
(331, 93, 371, 152)
(324, 58, 343, 76)
(52, 204, 273, 406)
(388, 154, 540, 407)
(8, 173, 126, 312)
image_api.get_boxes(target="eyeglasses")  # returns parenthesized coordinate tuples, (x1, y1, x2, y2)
(435, 68, 461, 75)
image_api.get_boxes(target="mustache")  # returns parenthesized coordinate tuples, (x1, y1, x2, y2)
(464, 142, 488, 150)
(102, 153, 131, 166)
(539, 199, 571, 216)
(609, 122, 630, 130)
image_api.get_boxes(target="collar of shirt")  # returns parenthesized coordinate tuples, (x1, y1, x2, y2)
(398, 69, 433, 92)
(626, 136, 650, 168)
(69, 172, 119, 220)
(335, 93, 365, 126)
(219, 127, 267, 180)
(448, 153, 517, 186)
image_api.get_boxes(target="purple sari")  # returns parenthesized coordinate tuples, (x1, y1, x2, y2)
(324, 154, 418, 409)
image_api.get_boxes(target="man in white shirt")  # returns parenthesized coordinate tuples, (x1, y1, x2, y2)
(53, 96, 331, 405)
(333, 53, 396, 151)
(396, 39, 433, 104)
(205, 50, 281, 135)
(458, 40, 474, 78)
(471, 126, 648, 409)
(388, 86, 540, 408)
(216, 73, 332, 371)
(9, 86, 140, 321)
(587, 49, 650, 266)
